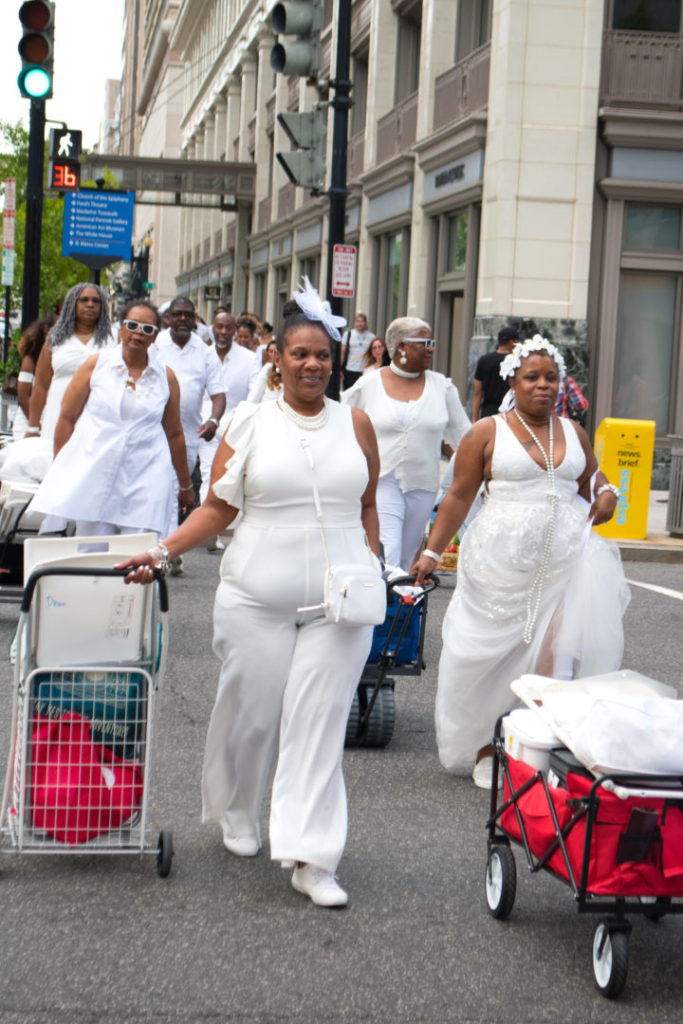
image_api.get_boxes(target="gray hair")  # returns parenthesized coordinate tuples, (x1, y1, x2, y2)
(384, 317, 431, 358)
(50, 282, 112, 348)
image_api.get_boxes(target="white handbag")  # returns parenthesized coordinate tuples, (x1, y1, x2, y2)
(298, 438, 386, 626)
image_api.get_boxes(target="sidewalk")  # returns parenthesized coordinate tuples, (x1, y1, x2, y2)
(617, 489, 683, 563)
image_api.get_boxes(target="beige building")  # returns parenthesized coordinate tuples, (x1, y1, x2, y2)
(119, 0, 683, 476)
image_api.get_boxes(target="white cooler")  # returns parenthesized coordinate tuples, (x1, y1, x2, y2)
(502, 708, 560, 772)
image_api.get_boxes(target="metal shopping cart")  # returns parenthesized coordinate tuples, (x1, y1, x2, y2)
(0, 534, 173, 876)
(345, 574, 439, 749)
(484, 712, 683, 998)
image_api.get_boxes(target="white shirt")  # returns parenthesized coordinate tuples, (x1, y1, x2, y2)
(155, 329, 224, 438)
(342, 368, 471, 492)
(344, 329, 375, 372)
(201, 341, 260, 429)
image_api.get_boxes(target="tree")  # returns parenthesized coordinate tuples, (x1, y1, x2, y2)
(0, 119, 89, 320)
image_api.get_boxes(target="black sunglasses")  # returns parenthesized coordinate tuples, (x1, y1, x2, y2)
(123, 319, 158, 337)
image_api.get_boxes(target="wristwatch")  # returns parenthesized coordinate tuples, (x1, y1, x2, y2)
(207, 417, 220, 428)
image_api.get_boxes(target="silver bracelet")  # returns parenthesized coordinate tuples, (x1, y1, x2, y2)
(208, 417, 220, 427)
(596, 483, 619, 499)
(148, 542, 171, 576)
(423, 548, 441, 562)
(24, 426, 41, 435)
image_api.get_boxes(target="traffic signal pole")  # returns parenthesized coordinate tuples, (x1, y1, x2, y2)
(21, 98, 45, 330)
(325, 0, 351, 401)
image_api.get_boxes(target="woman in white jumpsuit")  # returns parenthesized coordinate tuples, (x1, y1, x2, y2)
(118, 287, 381, 908)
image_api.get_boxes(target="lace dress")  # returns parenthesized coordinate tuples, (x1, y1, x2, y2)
(435, 415, 630, 773)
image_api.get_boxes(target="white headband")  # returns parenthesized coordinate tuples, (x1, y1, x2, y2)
(499, 335, 566, 381)
(292, 276, 347, 343)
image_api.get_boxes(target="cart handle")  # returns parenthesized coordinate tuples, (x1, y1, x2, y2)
(387, 573, 439, 597)
(21, 566, 169, 614)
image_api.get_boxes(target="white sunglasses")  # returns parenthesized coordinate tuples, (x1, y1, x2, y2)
(123, 319, 159, 337)
(404, 336, 436, 350)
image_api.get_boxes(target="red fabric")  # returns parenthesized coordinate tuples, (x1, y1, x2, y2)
(500, 756, 683, 896)
(31, 713, 143, 845)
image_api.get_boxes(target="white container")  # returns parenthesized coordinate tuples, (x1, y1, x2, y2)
(502, 708, 559, 772)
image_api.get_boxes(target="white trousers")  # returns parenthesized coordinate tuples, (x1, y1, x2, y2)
(198, 435, 220, 503)
(375, 473, 436, 571)
(203, 598, 372, 873)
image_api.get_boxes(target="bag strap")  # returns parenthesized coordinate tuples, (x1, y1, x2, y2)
(299, 437, 332, 573)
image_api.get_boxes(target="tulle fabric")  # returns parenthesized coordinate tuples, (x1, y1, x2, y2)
(435, 416, 630, 773)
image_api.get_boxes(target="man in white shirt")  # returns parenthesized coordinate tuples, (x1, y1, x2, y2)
(198, 310, 259, 504)
(156, 297, 226, 568)
(341, 312, 374, 391)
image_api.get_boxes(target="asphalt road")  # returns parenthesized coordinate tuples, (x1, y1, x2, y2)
(0, 551, 681, 1023)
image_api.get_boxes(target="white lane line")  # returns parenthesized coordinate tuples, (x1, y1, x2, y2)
(626, 579, 683, 602)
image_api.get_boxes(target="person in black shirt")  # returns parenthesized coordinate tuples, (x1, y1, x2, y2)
(472, 326, 520, 420)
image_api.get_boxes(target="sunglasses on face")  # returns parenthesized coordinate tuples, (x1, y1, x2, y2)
(122, 319, 158, 337)
(404, 337, 436, 350)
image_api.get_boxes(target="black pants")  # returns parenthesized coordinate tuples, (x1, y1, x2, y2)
(342, 369, 362, 391)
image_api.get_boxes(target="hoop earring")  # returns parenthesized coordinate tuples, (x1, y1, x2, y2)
(399, 350, 408, 366)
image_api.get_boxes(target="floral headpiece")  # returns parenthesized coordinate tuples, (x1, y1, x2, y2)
(292, 276, 347, 342)
(499, 335, 566, 381)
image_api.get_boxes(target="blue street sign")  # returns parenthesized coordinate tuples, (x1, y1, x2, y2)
(62, 190, 135, 265)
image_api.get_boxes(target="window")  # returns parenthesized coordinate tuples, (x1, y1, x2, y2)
(624, 205, 681, 250)
(395, 3, 422, 104)
(386, 233, 403, 321)
(455, 0, 492, 63)
(374, 228, 410, 328)
(254, 272, 266, 317)
(612, 0, 681, 32)
(300, 255, 320, 288)
(446, 212, 468, 272)
(266, 130, 275, 198)
(351, 52, 369, 136)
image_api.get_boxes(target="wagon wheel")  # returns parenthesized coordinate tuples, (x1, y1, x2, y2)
(156, 829, 174, 878)
(484, 844, 516, 920)
(361, 685, 396, 748)
(592, 921, 629, 998)
(344, 690, 361, 748)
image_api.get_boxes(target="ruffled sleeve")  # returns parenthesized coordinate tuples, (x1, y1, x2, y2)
(211, 401, 261, 508)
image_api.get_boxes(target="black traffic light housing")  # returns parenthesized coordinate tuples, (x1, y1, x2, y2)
(18, 1, 55, 100)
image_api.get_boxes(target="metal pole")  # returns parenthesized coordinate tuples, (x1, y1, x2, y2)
(21, 99, 46, 330)
(3, 286, 10, 364)
(325, 0, 352, 401)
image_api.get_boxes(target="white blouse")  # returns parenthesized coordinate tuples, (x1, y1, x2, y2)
(342, 368, 470, 493)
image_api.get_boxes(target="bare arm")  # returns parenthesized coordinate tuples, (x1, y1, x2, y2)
(412, 420, 493, 584)
(471, 379, 483, 422)
(350, 406, 381, 556)
(572, 421, 618, 526)
(27, 344, 54, 432)
(52, 356, 98, 456)
(161, 368, 194, 510)
(16, 355, 36, 419)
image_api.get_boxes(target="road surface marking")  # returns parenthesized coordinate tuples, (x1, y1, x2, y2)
(626, 579, 683, 602)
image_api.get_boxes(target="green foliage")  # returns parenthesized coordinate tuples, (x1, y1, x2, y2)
(0, 119, 89, 321)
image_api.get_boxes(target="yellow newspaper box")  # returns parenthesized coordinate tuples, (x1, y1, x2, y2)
(593, 418, 655, 540)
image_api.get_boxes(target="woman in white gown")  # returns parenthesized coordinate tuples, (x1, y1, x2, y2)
(0, 282, 115, 484)
(30, 301, 193, 536)
(116, 280, 381, 908)
(413, 337, 630, 787)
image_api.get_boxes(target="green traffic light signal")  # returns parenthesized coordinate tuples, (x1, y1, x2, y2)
(18, 1, 55, 100)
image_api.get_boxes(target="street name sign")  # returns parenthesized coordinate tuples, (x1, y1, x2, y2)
(62, 190, 135, 268)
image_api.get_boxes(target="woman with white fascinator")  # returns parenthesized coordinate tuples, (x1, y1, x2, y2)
(412, 336, 630, 788)
(342, 316, 470, 571)
(116, 278, 382, 908)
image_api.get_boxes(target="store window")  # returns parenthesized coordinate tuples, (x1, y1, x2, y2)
(612, 0, 681, 32)
(446, 212, 468, 272)
(300, 255, 320, 288)
(624, 205, 681, 250)
(373, 227, 411, 330)
(254, 272, 267, 318)
(274, 264, 291, 327)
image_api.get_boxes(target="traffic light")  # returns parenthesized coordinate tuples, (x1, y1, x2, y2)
(270, 1, 323, 78)
(18, 1, 55, 100)
(276, 109, 326, 190)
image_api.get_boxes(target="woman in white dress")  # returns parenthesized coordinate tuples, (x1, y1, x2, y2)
(12, 315, 55, 440)
(413, 337, 630, 787)
(247, 340, 283, 403)
(343, 317, 470, 570)
(116, 280, 381, 908)
(0, 283, 115, 483)
(30, 301, 193, 536)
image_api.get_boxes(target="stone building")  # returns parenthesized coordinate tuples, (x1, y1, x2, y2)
(120, 0, 683, 457)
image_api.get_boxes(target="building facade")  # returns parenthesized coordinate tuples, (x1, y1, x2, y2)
(119, 0, 683, 471)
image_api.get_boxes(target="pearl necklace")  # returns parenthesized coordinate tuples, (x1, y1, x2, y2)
(513, 409, 559, 645)
(277, 397, 330, 431)
(389, 362, 421, 379)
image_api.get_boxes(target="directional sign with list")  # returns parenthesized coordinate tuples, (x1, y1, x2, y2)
(62, 190, 135, 267)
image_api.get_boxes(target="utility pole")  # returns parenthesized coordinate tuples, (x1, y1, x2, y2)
(22, 98, 46, 329)
(324, 0, 351, 400)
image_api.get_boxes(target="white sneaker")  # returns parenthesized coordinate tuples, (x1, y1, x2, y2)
(472, 756, 501, 790)
(220, 815, 260, 857)
(206, 536, 225, 552)
(291, 864, 348, 907)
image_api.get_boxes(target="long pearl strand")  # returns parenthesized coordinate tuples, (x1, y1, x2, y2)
(514, 409, 559, 644)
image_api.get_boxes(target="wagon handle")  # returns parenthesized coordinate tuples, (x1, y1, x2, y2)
(21, 566, 169, 614)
